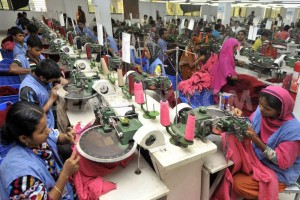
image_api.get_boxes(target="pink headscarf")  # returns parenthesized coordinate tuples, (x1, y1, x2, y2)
(210, 38, 239, 94)
(257, 86, 295, 143)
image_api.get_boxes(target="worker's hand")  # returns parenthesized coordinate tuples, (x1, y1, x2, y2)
(60, 77, 69, 86)
(234, 107, 243, 117)
(58, 127, 76, 145)
(61, 151, 80, 178)
(246, 128, 258, 140)
(50, 85, 59, 101)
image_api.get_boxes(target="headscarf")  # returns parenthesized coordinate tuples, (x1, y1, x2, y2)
(147, 42, 161, 64)
(210, 38, 239, 94)
(256, 85, 295, 142)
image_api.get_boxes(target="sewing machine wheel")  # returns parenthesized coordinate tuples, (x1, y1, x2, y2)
(60, 84, 97, 100)
(78, 62, 86, 70)
(77, 125, 137, 162)
(63, 47, 70, 53)
(170, 103, 192, 123)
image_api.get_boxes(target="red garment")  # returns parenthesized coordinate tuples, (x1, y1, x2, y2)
(221, 74, 266, 117)
(200, 53, 218, 72)
(178, 70, 212, 96)
(72, 123, 133, 200)
(211, 133, 279, 200)
(0, 102, 11, 128)
(0, 86, 19, 96)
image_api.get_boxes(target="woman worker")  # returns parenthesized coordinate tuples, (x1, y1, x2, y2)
(232, 86, 300, 199)
(0, 101, 80, 200)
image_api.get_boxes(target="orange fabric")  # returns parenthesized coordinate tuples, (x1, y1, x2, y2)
(180, 49, 200, 80)
(233, 172, 286, 199)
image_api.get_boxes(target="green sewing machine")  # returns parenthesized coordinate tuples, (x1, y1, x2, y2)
(167, 105, 250, 148)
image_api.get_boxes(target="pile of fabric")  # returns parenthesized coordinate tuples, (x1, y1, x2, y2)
(200, 53, 218, 72)
(178, 70, 212, 96)
(211, 133, 279, 200)
(72, 122, 133, 200)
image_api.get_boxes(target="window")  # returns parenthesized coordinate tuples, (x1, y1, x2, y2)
(87, 0, 123, 14)
(264, 7, 281, 19)
(0, 0, 46, 11)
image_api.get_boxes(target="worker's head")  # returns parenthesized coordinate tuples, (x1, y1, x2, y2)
(0, 101, 48, 147)
(22, 11, 27, 18)
(214, 24, 221, 31)
(283, 25, 290, 32)
(261, 31, 269, 41)
(217, 19, 222, 24)
(27, 35, 43, 59)
(78, 6, 82, 10)
(159, 28, 168, 39)
(27, 23, 39, 35)
(236, 30, 246, 42)
(77, 20, 85, 29)
(10, 26, 24, 44)
(93, 26, 97, 36)
(259, 86, 294, 119)
(35, 59, 62, 83)
(144, 14, 148, 20)
(235, 21, 240, 27)
(251, 11, 255, 15)
(145, 42, 160, 61)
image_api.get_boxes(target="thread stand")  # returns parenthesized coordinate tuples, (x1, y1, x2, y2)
(141, 104, 159, 119)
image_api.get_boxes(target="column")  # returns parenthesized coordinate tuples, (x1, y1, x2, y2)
(92, 0, 113, 36)
(285, 8, 297, 25)
(217, 3, 231, 26)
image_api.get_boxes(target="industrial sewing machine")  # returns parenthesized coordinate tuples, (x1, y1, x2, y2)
(167, 104, 250, 148)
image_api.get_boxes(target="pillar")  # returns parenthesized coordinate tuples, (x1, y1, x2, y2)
(217, 3, 231, 26)
(92, 0, 113, 36)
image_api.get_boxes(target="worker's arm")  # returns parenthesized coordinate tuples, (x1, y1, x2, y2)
(42, 85, 59, 113)
(9, 62, 31, 75)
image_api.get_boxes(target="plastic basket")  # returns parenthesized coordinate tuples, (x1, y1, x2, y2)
(0, 59, 14, 72)
(0, 76, 21, 86)
(0, 84, 20, 104)
(0, 101, 12, 111)
(0, 49, 14, 59)
(179, 90, 214, 108)
(166, 74, 182, 91)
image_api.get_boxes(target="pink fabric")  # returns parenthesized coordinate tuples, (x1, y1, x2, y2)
(212, 133, 279, 200)
(257, 86, 294, 143)
(177, 70, 212, 95)
(277, 31, 290, 41)
(210, 38, 239, 94)
(200, 53, 218, 72)
(72, 123, 133, 200)
(2, 41, 14, 51)
(276, 141, 300, 169)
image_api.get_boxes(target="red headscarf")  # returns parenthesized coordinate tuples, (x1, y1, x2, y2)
(258, 86, 294, 143)
(210, 38, 239, 94)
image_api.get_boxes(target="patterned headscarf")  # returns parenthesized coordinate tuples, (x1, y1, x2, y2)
(147, 42, 161, 63)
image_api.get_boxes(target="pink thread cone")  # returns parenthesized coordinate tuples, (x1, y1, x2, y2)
(184, 113, 195, 141)
(160, 100, 170, 126)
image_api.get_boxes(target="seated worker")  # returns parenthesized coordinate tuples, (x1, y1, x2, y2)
(0, 101, 79, 200)
(24, 23, 42, 43)
(261, 40, 277, 59)
(218, 86, 300, 199)
(19, 59, 63, 129)
(179, 37, 209, 80)
(75, 19, 94, 39)
(136, 42, 166, 77)
(277, 25, 290, 41)
(212, 24, 222, 40)
(104, 27, 119, 53)
(236, 30, 248, 48)
(9, 35, 45, 81)
(232, 21, 243, 35)
(252, 31, 269, 51)
(10, 26, 27, 58)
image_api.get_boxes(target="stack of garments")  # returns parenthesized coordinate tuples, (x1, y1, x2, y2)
(200, 53, 219, 73)
(178, 70, 212, 96)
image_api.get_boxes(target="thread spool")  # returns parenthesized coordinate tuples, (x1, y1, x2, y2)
(76, 38, 82, 50)
(117, 68, 125, 87)
(86, 44, 92, 59)
(160, 100, 170, 127)
(199, 32, 203, 41)
(128, 75, 135, 95)
(68, 33, 74, 45)
(101, 58, 110, 75)
(184, 113, 195, 141)
(134, 82, 145, 104)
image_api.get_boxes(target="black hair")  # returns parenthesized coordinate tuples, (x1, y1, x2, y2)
(149, 20, 156, 27)
(237, 30, 246, 35)
(35, 59, 62, 80)
(159, 28, 167, 38)
(121, 21, 126, 26)
(205, 27, 212, 33)
(9, 26, 23, 36)
(215, 24, 221, 31)
(18, 17, 30, 29)
(22, 11, 27, 16)
(144, 14, 148, 18)
(77, 19, 85, 24)
(27, 23, 38, 34)
(93, 26, 97, 33)
(0, 101, 44, 145)
(27, 35, 43, 49)
(260, 92, 282, 113)
(261, 31, 269, 37)
(283, 25, 290, 31)
(217, 19, 222, 23)
(17, 12, 23, 18)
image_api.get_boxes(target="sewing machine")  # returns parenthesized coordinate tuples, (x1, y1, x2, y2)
(167, 104, 250, 147)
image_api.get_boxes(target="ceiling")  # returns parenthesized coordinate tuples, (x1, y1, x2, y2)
(140, 0, 300, 8)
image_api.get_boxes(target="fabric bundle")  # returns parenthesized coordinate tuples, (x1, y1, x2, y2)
(178, 70, 212, 96)
(0, 86, 19, 96)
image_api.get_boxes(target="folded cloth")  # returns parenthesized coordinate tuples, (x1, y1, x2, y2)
(0, 86, 19, 97)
